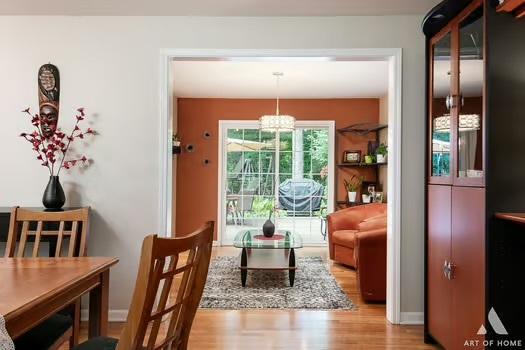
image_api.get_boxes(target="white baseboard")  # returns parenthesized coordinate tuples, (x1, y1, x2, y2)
(82, 309, 422, 325)
(81, 309, 128, 322)
(400, 312, 424, 325)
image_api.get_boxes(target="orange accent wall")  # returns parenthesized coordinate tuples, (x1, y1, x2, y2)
(175, 98, 379, 239)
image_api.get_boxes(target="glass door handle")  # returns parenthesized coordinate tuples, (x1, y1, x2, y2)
(446, 95, 459, 110)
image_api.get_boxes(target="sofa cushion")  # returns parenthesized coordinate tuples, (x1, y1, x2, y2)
(357, 215, 387, 232)
(332, 230, 357, 248)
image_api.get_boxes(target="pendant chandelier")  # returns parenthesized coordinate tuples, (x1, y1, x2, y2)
(434, 114, 481, 132)
(259, 72, 295, 132)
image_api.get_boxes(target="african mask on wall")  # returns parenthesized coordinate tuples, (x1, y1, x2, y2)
(38, 63, 60, 138)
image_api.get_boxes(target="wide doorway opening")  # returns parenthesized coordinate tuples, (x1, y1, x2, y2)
(161, 49, 402, 323)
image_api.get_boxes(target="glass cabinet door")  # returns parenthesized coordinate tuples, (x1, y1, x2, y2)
(430, 32, 453, 181)
(456, 6, 484, 184)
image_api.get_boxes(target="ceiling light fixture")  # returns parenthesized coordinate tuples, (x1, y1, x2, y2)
(259, 72, 295, 132)
(434, 114, 481, 132)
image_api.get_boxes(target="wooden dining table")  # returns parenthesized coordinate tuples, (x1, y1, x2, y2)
(0, 257, 118, 340)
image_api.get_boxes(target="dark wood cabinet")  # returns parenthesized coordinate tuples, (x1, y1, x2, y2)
(424, 0, 525, 348)
(427, 185, 453, 348)
(451, 186, 485, 348)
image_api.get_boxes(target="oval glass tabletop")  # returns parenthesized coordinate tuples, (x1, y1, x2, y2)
(233, 229, 303, 249)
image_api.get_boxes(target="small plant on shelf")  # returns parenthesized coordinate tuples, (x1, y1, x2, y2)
(364, 154, 376, 164)
(172, 133, 181, 154)
(376, 143, 388, 163)
(344, 175, 363, 203)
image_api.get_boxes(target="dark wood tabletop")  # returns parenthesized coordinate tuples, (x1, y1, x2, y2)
(0, 256, 118, 339)
(495, 212, 525, 225)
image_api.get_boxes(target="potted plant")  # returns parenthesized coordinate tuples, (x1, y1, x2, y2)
(376, 143, 388, 163)
(172, 133, 181, 154)
(364, 154, 376, 164)
(19, 107, 94, 210)
(344, 175, 363, 203)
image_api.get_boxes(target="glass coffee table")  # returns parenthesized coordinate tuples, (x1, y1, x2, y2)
(233, 229, 303, 287)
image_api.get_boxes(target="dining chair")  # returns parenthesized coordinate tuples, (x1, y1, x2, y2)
(5, 206, 90, 350)
(74, 221, 214, 350)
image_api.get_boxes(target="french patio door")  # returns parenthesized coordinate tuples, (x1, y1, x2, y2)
(219, 120, 334, 245)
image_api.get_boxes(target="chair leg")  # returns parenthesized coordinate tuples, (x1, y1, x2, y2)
(70, 299, 81, 347)
(49, 328, 73, 350)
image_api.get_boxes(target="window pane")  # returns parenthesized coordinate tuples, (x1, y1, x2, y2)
(431, 32, 452, 177)
(279, 152, 293, 174)
(458, 6, 483, 178)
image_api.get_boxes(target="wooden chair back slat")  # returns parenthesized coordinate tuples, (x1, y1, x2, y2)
(5, 207, 91, 258)
(31, 221, 43, 257)
(55, 221, 66, 257)
(68, 221, 79, 257)
(116, 221, 214, 350)
(17, 221, 30, 258)
(166, 246, 200, 342)
(147, 255, 179, 348)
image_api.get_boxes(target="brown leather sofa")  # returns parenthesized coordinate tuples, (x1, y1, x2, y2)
(327, 203, 387, 302)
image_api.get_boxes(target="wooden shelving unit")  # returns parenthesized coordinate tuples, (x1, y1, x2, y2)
(337, 162, 388, 168)
(335, 122, 388, 209)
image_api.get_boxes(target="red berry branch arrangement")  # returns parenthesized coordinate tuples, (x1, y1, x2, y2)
(20, 107, 95, 176)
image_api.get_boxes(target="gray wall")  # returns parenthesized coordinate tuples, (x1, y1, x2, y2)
(0, 16, 425, 314)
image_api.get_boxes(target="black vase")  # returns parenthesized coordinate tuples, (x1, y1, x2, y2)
(262, 219, 275, 238)
(42, 176, 66, 210)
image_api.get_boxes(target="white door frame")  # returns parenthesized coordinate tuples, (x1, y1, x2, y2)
(217, 120, 335, 246)
(158, 48, 402, 324)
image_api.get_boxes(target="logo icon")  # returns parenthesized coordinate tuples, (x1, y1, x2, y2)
(477, 308, 508, 335)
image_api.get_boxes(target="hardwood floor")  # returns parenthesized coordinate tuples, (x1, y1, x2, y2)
(74, 247, 436, 349)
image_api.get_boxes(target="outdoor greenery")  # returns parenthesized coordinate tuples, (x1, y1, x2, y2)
(432, 132, 450, 176)
(226, 128, 329, 218)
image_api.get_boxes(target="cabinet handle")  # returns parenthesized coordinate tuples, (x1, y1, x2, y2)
(448, 261, 455, 280)
(442, 260, 454, 280)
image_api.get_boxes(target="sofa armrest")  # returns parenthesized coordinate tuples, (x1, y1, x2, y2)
(327, 206, 362, 233)
(354, 228, 387, 302)
(327, 206, 362, 259)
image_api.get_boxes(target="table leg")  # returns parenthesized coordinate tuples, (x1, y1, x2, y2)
(89, 269, 109, 338)
(70, 299, 81, 347)
(289, 248, 296, 287)
(241, 247, 248, 287)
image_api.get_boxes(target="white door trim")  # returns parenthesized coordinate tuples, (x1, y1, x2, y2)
(159, 48, 403, 324)
(217, 120, 335, 246)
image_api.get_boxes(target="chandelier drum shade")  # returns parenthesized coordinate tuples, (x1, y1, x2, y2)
(433, 114, 481, 132)
(259, 72, 296, 132)
(259, 114, 295, 132)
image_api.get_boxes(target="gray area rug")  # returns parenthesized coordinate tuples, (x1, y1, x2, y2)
(200, 256, 355, 310)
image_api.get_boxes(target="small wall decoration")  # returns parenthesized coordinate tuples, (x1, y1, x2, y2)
(38, 63, 60, 138)
(342, 150, 362, 164)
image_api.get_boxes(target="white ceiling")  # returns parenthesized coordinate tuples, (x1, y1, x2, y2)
(171, 60, 389, 99)
(1, 0, 441, 16)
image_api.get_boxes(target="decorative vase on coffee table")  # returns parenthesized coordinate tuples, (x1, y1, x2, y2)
(42, 176, 65, 210)
(262, 210, 275, 237)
